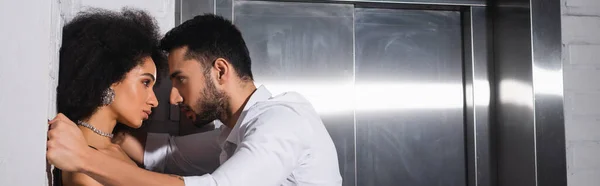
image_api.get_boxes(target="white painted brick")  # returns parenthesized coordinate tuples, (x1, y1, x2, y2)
(566, 116, 600, 141)
(562, 15, 600, 44)
(560, 1, 600, 186)
(569, 169, 600, 186)
(567, 141, 575, 174)
(566, 0, 600, 8)
(0, 0, 54, 185)
(564, 92, 600, 115)
(48, 0, 63, 120)
(568, 44, 600, 65)
(69, 0, 175, 34)
(571, 142, 600, 170)
(564, 0, 600, 16)
(563, 65, 600, 91)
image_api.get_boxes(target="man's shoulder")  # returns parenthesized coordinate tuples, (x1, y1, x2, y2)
(249, 91, 310, 114)
(240, 91, 316, 129)
(246, 101, 304, 124)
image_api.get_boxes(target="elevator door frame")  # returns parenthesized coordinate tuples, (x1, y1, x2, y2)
(174, 0, 566, 186)
(177, 1, 490, 186)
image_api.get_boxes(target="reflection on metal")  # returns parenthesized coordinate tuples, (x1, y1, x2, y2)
(530, 0, 566, 185)
(355, 8, 464, 186)
(216, 0, 233, 20)
(498, 79, 534, 108)
(464, 6, 494, 186)
(232, 2, 356, 185)
(533, 68, 563, 96)
(260, 82, 463, 114)
(175, 0, 567, 186)
(232, 2, 465, 186)
(175, 0, 181, 25)
(493, 4, 537, 185)
(180, 0, 214, 23)
(239, 0, 486, 7)
(492, 0, 566, 185)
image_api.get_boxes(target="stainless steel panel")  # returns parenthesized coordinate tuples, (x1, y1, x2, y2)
(493, 0, 566, 185)
(464, 7, 494, 186)
(493, 6, 536, 186)
(216, 0, 233, 21)
(233, 2, 355, 186)
(181, 0, 214, 22)
(176, 0, 182, 25)
(239, 0, 486, 7)
(176, 0, 217, 135)
(530, 0, 566, 185)
(354, 8, 464, 186)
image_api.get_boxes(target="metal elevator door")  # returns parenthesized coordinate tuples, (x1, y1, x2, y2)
(212, 1, 466, 186)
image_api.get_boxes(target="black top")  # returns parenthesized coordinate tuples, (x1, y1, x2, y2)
(53, 168, 63, 186)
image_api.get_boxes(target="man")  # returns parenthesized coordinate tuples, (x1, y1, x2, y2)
(46, 14, 342, 186)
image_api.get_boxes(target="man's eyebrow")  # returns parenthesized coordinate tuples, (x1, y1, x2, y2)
(170, 70, 182, 79)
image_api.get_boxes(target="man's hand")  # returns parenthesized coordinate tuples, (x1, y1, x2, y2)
(47, 113, 91, 172)
(47, 115, 184, 186)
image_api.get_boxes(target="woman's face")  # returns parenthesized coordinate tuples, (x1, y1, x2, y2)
(109, 57, 159, 128)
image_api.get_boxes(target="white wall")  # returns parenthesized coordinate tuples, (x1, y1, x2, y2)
(562, 0, 600, 185)
(62, 0, 175, 34)
(0, 0, 175, 185)
(0, 0, 59, 185)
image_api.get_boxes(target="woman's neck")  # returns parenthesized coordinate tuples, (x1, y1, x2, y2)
(79, 108, 117, 149)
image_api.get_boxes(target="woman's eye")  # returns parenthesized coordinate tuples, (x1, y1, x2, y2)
(143, 80, 151, 87)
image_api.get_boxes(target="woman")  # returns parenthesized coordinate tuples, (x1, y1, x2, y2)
(54, 8, 166, 186)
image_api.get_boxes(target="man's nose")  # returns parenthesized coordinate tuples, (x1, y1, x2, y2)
(170, 87, 183, 105)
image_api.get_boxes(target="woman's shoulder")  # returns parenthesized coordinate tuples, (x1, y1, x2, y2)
(61, 171, 102, 186)
(59, 144, 137, 186)
(99, 144, 138, 166)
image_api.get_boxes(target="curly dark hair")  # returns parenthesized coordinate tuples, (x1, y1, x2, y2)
(57, 8, 167, 122)
(160, 14, 253, 81)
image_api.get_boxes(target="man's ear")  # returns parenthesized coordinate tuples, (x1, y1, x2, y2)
(213, 58, 230, 83)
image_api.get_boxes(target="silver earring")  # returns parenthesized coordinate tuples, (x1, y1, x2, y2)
(102, 88, 115, 106)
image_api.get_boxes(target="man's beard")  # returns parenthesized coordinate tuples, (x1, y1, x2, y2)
(191, 74, 229, 127)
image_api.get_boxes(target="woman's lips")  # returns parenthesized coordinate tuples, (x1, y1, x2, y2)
(142, 110, 151, 120)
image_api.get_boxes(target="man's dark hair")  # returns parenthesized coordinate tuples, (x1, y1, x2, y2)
(57, 8, 167, 122)
(160, 14, 253, 81)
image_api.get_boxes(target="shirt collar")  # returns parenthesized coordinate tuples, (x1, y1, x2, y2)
(222, 85, 272, 144)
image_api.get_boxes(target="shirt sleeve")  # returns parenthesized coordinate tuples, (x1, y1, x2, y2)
(183, 107, 312, 186)
(143, 130, 222, 176)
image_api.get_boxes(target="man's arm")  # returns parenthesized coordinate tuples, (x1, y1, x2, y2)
(116, 129, 221, 175)
(114, 130, 147, 165)
(184, 108, 311, 185)
(116, 120, 221, 174)
(47, 113, 184, 186)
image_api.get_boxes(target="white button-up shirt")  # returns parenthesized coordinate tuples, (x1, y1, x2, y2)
(143, 85, 342, 186)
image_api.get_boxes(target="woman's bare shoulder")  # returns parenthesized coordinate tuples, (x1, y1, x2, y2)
(61, 171, 102, 186)
(61, 144, 137, 186)
(99, 144, 138, 166)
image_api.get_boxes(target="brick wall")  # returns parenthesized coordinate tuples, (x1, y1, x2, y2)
(562, 0, 600, 185)
(0, 0, 57, 185)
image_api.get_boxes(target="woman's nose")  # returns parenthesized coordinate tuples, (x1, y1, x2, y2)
(148, 89, 159, 108)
